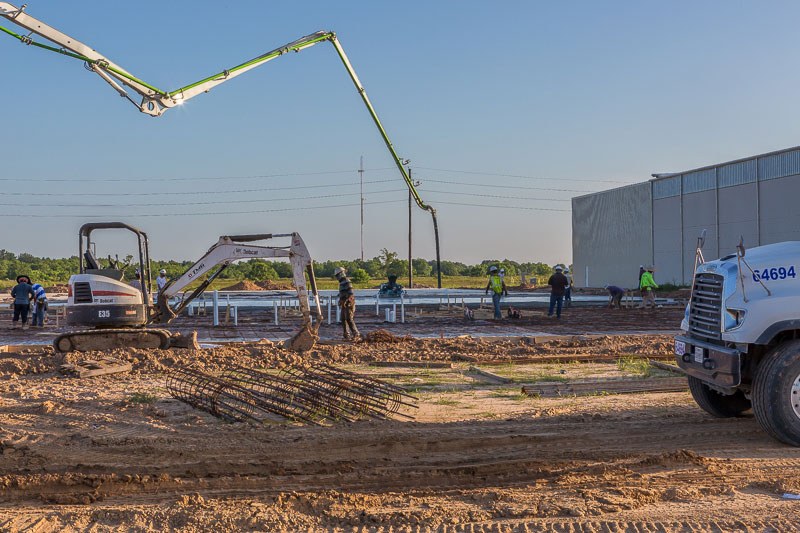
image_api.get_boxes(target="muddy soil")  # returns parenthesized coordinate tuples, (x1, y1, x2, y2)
(1, 335, 798, 531)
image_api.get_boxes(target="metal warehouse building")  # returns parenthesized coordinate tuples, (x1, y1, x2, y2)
(572, 146, 800, 289)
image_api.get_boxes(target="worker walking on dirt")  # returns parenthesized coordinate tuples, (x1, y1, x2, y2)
(639, 266, 659, 309)
(547, 265, 569, 319)
(485, 266, 507, 319)
(29, 282, 48, 327)
(334, 267, 360, 341)
(10, 275, 34, 330)
(605, 285, 626, 309)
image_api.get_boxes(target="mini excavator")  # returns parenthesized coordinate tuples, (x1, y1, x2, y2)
(54, 223, 323, 353)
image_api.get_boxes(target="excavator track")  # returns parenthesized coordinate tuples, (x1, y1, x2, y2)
(53, 328, 172, 353)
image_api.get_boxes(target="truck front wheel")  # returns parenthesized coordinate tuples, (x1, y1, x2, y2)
(752, 340, 800, 446)
(688, 376, 751, 417)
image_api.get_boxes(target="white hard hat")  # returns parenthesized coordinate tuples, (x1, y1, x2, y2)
(334, 266, 346, 277)
(555, 265, 563, 271)
(564, 268, 570, 273)
(488, 266, 498, 273)
(159, 269, 167, 275)
(500, 268, 506, 273)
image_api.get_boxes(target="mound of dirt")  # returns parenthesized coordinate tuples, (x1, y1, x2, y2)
(361, 329, 413, 344)
(43, 284, 69, 294)
(222, 280, 264, 291)
(256, 280, 292, 290)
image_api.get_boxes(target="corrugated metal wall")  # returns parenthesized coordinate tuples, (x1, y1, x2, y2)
(572, 147, 800, 288)
(571, 182, 652, 289)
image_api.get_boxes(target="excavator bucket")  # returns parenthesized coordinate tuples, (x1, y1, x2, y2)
(168, 331, 201, 350)
(284, 320, 320, 352)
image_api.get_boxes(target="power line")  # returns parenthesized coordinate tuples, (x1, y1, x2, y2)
(0, 199, 407, 218)
(0, 179, 396, 197)
(0, 188, 407, 208)
(434, 200, 570, 212)
(423, 189, 571, 202)
(415, 166, 636, 184)
(0, 168, 396, 183)
(422, 178, 593, 193)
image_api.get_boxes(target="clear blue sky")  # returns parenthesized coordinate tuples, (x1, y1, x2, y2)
(1, 1, 799, 265)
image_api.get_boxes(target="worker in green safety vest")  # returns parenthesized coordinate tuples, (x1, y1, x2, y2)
(484, 266, 508, 319)
(639, 266, 659, 309)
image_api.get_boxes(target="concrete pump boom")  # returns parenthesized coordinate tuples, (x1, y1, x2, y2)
(0, 3, 443, 286)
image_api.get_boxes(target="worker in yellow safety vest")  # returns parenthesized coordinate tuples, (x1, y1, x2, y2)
(484, 265, 508, 319)
(639, 266, 659, 309)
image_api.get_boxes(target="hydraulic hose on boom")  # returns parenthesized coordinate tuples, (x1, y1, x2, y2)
(0, 5, 443, 286)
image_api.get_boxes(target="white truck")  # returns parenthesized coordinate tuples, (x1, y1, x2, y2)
(676, 241, 800, 446)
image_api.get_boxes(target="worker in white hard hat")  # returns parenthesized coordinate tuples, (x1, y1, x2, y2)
(484, 265, 508, 319)
(156, 269, 168, 292)
(334, 266, 360, 341)
(547, 265, 569, 318)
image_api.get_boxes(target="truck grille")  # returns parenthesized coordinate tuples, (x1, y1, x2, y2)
(73, 282, 93, 303)
(688, 272, 723, 341)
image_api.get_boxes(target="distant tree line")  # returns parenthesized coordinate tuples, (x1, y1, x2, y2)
(0, 248, 562, 284)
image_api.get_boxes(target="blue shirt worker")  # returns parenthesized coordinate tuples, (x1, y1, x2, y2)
(605, 285, 626, 309)
(10, 275, 34, 329)
(30, 282, 48, 327)
(485, 266, 508, 319)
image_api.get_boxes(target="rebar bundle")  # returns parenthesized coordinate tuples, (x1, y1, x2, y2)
(166, 363, 418, 424)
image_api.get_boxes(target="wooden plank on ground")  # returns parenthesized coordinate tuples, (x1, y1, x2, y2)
(368, 361, 453, 369)
(521, 376, 688, 397)
(60, 357, 132, 378)
(468, 365, 512, 384)
(649, 361, 686, 375)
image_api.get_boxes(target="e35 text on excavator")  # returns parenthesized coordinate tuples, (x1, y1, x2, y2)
(54, 223, 323, 353)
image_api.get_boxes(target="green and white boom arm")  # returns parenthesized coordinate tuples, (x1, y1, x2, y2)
(0, 2, 443, 286)
(155, 233, 322, 325)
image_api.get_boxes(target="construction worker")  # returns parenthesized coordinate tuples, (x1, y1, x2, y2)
(29, 281, 48, 327)
(484, 265, 507, 319)
(564, 268, 573, 308)
(130, 269, 142, 291)
(10, 275, 34, 329)
(334, 267, 360, 341)
(639, 266, 659, 309)
(605, 285, 626, 309)
(547, 265, 569, 319)
(156, 269, 168, 292)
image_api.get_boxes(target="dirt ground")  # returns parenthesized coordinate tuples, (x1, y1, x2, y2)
(2, 333, 800, 531)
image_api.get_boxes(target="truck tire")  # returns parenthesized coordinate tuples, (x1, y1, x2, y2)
(688, 376, 751, 417)
(752, 339, 800, 446)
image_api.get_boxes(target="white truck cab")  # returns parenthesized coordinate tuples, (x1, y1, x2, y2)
(676, 241, 800, 445)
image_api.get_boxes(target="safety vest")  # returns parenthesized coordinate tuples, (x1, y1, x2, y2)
(489, 274, 503, 294)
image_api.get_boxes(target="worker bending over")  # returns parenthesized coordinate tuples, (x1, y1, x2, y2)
(485, 266, 508, 319)
(334, 267, 360, 341)
(605, 285, 626, 309)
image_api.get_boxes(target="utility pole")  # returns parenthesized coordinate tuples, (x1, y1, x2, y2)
(408, 167, 413, 289)
(359, 156, 364, 262)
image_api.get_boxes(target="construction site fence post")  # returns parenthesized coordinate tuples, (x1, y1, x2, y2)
(375, 295, 380, 316)
(273, 300, 278, 325)
(400, 294, 405, 323)
(212, 290, 219, 326)
(336, 305, 341, 323)
(327, 296, 332, 324)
